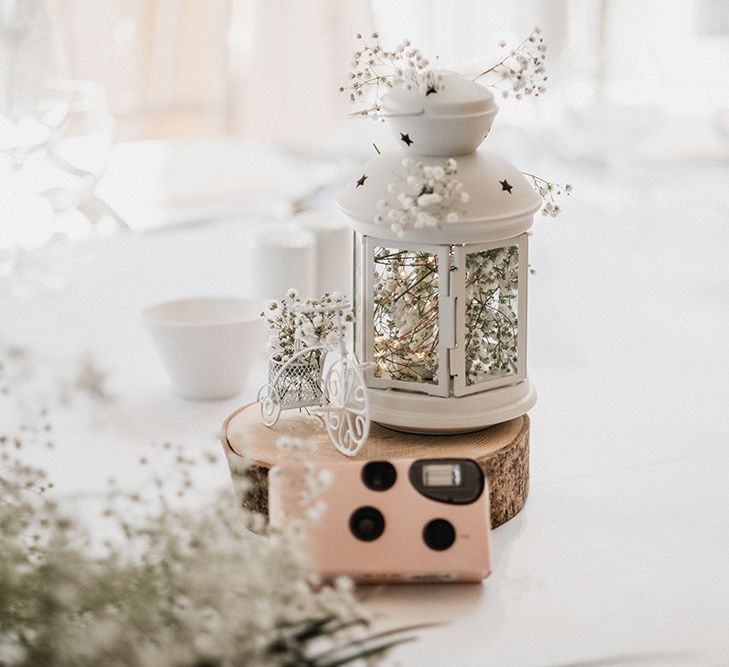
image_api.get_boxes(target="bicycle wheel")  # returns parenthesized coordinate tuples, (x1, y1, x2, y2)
(321, 355, 369, 456)
(257, 383, 281, 427)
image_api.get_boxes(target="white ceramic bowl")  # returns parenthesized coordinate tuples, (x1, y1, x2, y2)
(142, 297, 266, 400)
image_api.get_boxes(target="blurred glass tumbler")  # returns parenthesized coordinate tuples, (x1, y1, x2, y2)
(142, 297, 265, 400)
(250, 224, 315, 299)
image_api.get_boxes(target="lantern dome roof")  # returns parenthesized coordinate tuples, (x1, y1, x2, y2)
(380, 71, 499, 157)
(382, 70, 496, 118)
(336, 149, 541, 245)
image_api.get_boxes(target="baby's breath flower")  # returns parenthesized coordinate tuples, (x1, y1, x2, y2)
(372, 248, 440, 382)
(276, 436, 316, 459)
(522, 171, 572, 217)
(0, 343, 413, 666)
(475, 27, 548, 100)
(464, 246, 519, 383)
(340, 34, 443, 118)
(261, 290, 351, 363)
(375, 158, 468, 235)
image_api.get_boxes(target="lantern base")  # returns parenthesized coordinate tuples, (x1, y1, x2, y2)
(366, 379, 536, 434)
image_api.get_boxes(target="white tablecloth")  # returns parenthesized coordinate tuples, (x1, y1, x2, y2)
(3, 141, 729, 667)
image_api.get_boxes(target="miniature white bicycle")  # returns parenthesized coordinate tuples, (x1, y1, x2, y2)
(256, 301, 369, 456)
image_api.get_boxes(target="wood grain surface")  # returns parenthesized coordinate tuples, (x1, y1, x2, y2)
(222, 402, 530, 527)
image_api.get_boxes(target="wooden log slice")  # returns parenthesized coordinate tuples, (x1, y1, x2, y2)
(221, 403, 530, 528)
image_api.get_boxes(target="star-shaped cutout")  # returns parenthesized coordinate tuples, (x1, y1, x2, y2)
(499, 179, 513, 194)
(355, 174, 368, 188)
(400, 132, 413, 146)
(426, 86, 437, 96)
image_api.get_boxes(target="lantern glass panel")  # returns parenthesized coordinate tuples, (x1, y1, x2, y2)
(372, 245, 440, 385)
(464, 244, 519, 386)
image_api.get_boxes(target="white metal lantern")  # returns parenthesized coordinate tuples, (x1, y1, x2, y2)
(337, 72, 541, 433)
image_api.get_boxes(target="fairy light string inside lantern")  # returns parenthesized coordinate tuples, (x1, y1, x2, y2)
(373, 247, 440, 383)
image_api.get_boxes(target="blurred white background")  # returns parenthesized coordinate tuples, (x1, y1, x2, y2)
(50, 0, 729, 141)
(3, 3, 729, 664)
(2, 0, 729, 258)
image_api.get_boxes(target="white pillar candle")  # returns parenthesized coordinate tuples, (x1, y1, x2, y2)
(297, 209, 353, 298)
(250, 223, 316, 299)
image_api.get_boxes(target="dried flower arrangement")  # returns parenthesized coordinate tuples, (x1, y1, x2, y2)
(375, 158, 469, 236)
(261, 289, 352, 363)
(371, 246, 520, 387)
(0, 342, 421, 666)
(373, 248, 440, 384)
(464, 245, 519, 384)
(340, 28, 547, 115)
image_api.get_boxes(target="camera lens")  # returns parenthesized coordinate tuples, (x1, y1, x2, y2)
(422, 518, 456, 551)
(349, 506, 385, 542)
(361, 461, 397, 491)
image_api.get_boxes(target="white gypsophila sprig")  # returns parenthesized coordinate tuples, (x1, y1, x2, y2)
(464, 246, 519, 384)
(275, 435, 317, 460)
(370, 245, 521, 386)
(261, 289, 353, 363)
(372, 247, 440, 384)
(522, 172, 572, 217)
(340, 33, 443, 118)
(375, 158, 469, 237)
(273, 437, 335, 522)
(475, 27, 548, 100)
(0, 446, 369, 666)
(0, 343, 420, 666)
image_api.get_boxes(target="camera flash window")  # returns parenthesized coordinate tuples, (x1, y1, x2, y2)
(422, 463, 462, 487)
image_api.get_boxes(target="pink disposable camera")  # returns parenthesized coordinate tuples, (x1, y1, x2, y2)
(268, 458, 491, 583)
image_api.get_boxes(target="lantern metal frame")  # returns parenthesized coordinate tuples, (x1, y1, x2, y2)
(362, 236, 452, 398)
(451, 233, 528, 397)
(356, 231, 528, 402)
